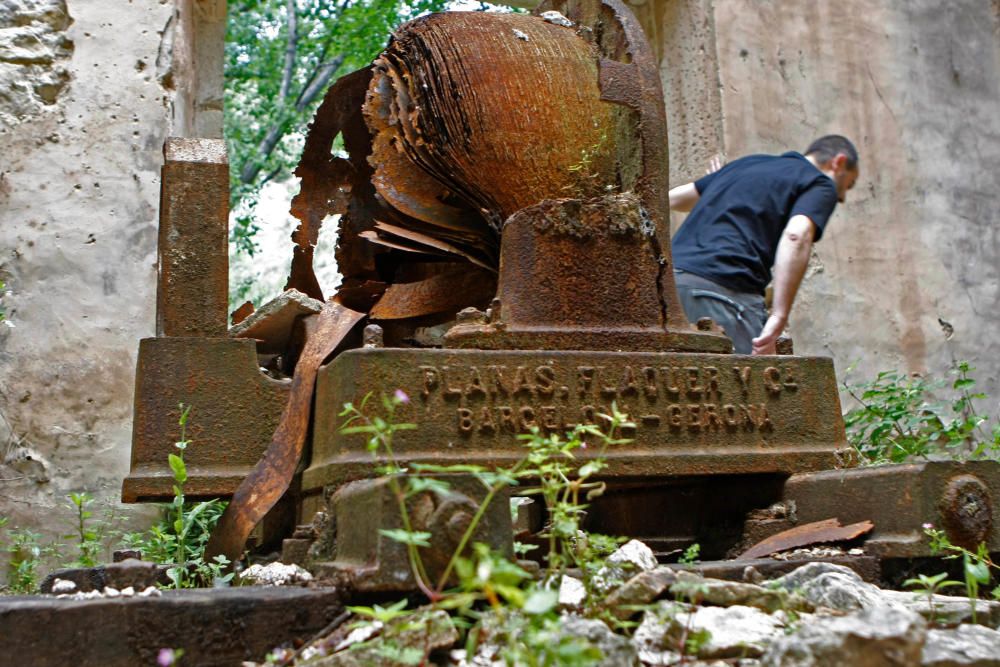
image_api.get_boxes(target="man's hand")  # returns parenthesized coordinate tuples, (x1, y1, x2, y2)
(752, 314, 787, 355)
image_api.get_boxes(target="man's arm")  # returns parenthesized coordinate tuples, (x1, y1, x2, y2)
(751, 214, 816, 355)
(668, 182, 700, 212)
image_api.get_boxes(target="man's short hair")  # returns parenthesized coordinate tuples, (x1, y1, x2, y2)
(805, 135, 859, 169)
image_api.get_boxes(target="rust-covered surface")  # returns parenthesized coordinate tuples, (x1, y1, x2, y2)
(780, 461, 1000, 557)
(738, 518, 874, 560)
(286, 1, 703, 337)
(0, 587, 345, 667)
(206, 303, 365, 566)
(363, 11, 616, 251)
(313, 475, 512, 592)
(123, 337, 291, 502)
(156, 138, 229, 338)
(444, 195, 732, 352)
(304, 347, 848, 491)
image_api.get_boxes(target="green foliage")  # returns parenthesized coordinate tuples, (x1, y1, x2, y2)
(843, 361, 1000, 464)
(120, 404, 232, 588)
(225, 0, 452, 257)
(63, 492, 106, 568)
(903, 572, 963, 625)
(678, 542, 701, 565)
(1, 521, 61, 594)
(338, 393, 637, 664)
(923, 525, 1000, 624)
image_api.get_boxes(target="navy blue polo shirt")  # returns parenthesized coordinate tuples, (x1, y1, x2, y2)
(672, 152, 839, 295)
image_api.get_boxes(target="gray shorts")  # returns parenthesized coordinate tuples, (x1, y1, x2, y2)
(674, 270, 768, 355)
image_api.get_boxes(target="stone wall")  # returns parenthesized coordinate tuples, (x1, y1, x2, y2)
(646, 0, 1000, 399)
(0, 0, 222, 571)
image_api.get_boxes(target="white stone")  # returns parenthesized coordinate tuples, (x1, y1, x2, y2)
(50, 578, 76, 594)
(635, 602, 783, 661)
(103, 586, 120, 597)
(239, 562, 313, 586)
(540, 11, 573, 28)
(138, 586, 161, 597)
(923, 624, 1000, 666)
(609, 539, 658, 572)
(558, 575, 587, 607)
(760, 604, 926, 666)
(120, 586, 135, 597)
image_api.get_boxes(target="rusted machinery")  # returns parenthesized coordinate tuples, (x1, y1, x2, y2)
(124, 0, 999, 586)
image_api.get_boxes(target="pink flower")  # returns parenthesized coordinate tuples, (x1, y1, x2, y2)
(922, 523, 933, 530)
(393, 389, 410, 404)
(157, 649, 177, 667)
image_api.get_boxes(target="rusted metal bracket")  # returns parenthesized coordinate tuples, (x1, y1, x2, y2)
(205, 302, 364, 566)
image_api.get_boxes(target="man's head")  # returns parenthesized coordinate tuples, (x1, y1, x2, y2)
(805, 135, 859, 203)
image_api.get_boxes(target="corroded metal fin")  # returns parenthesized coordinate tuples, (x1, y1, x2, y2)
(206, 302, 365, 566)
(738, 518, 874, 560)
(286, 68, 374, 301)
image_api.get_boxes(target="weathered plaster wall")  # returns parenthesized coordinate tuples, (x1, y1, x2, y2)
(0, 0, 221, 569)
(650, 0, 1000, 398)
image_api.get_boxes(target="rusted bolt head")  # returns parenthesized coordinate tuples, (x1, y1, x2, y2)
(940, 474, 992, 550)
(696, 317, 715, 331)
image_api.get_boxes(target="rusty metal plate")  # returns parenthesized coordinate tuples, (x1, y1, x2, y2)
(122, 337, 291, 502)
(303, 348, 848, 491)
(781, 461, 1000, 557)
(738, 518, 874, 560)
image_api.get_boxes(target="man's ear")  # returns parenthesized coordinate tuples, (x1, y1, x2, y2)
(831, 153, 848, 172)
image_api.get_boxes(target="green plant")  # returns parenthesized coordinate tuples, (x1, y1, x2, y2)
(338, 392, 635, 664)
(903, 572, 963, 624)
(924, 525, 1000, 624)
(843, 361, 1000, 464)
(120, 404, 231, 588)
(671, 579, 711, 663)
(678, 543, 701, 565)
(1, 522, 61, 594)
(63, 492, 103, 567)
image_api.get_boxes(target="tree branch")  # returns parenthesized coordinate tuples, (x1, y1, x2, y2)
(239, 53, 346, 185)
(296, 54, 345, 112)
(279, 0, 298, 101)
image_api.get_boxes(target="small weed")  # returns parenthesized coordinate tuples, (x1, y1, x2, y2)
(1, 521, 61, 594)
(903, 571, 963, 624)
(338, 392, 635, 664)
(923, 524, 1000, 624)
(120, 404, 231, 588)
(63, 492, 111, 568)
(678, 543, 701, 565)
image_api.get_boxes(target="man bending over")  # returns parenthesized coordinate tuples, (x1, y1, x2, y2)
(668, 135, 859, 355)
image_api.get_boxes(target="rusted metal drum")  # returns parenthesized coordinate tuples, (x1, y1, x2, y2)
(365, 11, 619, 236)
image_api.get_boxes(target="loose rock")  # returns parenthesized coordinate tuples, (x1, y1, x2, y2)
(635, 600, 785, 663)
(923, 624, 1000, 666)
(671, 570, 812, 614)
(760, 604, 926, 666)
(240, 562, 313, 587)
(604, 566, 677, 619)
